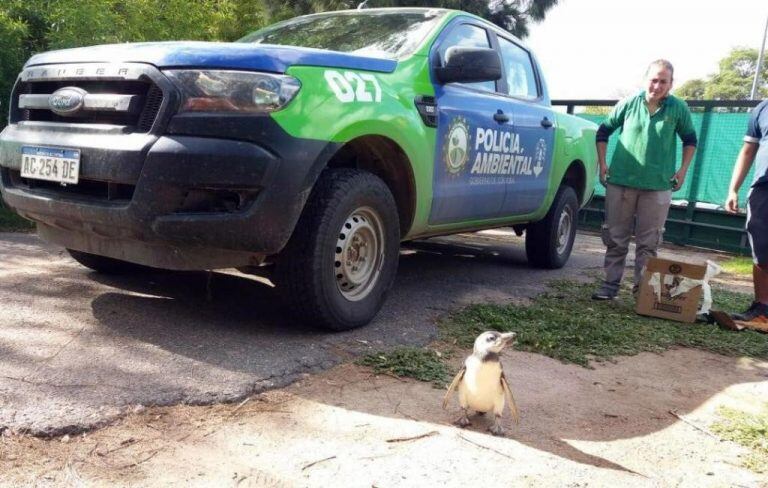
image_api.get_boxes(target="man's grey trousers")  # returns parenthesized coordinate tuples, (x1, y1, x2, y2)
(601, 183, 672, 290)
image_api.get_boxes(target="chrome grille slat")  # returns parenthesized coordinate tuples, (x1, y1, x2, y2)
(19, 93, 144, 113)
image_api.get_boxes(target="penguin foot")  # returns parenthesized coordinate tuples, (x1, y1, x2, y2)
(454, 414, 471, 427)
(488, 421, 505, 437)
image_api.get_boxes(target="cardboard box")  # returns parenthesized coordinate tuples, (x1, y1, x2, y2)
(636, 257, 708, 323)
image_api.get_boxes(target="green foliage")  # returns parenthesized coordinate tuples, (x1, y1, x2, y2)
(711, 404, 768, 473)
(721, 256, 755, 276)
(357, 347, 451, 386)
(0, 202, 34, 232)
(580, 105, 611, 116)
(0, 9, 28, 128)
(675, 78, 706, 100)
(441, 280, 767, 367)
(675, 47, 768, 101)
(356, 0, 559, 38)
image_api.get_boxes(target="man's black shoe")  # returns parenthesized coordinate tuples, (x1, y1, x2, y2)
(591, 284, 618, 301)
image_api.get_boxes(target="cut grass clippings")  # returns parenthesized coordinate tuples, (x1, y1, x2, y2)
(441, 280, 767, 368)
(357, 347, 450, 387)
(711, 404, 768, 473)
(0, 205, 34, 232)
(720, 256, 754, 277)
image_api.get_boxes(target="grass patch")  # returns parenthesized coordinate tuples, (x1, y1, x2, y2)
(711, 404, 768, 473)
(721, 256, 754, 276)
(0, 204, 34, 232)
(357, 347, 450, 386)
(441, 280, 767, 368)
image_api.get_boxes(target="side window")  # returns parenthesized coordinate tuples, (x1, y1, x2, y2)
(437, 23, 495, 93)
(498, 37, 539, 99)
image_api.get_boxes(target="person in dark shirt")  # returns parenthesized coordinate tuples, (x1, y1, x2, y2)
(725, 99, 768, 324)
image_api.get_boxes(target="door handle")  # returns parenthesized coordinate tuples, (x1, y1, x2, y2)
(540, 116, 553, 128)
(493, 110, 509, 123)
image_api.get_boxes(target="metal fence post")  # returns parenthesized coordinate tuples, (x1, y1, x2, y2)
(679, 104, 712, 246)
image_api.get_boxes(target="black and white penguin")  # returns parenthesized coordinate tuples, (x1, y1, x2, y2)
(442, 330, 520, 436)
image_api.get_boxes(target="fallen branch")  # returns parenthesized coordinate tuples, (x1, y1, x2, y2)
(96, 438, 138, 457)
(386, 431, 438, 443)
(229, 397, 251, 416)
(301, 455, 336, 471)
(668, 410, 722, 441)
(456, 433, 513, 459)
(118, 449, 160, 469)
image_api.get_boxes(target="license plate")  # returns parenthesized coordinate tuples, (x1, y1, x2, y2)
(20, 146, 80, 185)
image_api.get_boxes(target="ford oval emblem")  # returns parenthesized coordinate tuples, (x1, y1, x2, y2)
(49, 87, 87, 116)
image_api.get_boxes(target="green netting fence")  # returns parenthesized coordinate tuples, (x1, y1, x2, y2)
(556, 100, 762, 208)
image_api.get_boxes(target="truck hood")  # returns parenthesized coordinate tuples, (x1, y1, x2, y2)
(25, 41, 398, 74)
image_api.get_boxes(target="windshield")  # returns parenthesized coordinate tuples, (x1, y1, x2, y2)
(238, 10, 445, 59)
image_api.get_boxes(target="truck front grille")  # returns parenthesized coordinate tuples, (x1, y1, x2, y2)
(13, 63, 169, 133)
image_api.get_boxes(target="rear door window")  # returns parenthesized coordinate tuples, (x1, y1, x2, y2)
(497, 37, 539, 99)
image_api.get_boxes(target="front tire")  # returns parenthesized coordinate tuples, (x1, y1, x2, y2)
(275, 169, 400, 331)
(525, 185, 578, 269)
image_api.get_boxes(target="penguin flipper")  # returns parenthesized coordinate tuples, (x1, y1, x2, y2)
(442, 366, 465, 410)
(500, 372, 520, 424)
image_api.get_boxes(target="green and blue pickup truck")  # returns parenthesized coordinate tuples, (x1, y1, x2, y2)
(0, 8, 597, 330)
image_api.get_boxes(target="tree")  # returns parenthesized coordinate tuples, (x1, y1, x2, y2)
(675, 47, 768, 100)
(0, 9, 29, 128)
(267, 0, 558, 38)
(675, 79, 705, 100)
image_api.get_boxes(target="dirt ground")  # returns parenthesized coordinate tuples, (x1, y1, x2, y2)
(1, 346, 767, 487)
(1, 232, 767, 487)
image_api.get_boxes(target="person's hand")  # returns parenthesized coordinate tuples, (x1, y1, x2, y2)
(599, 163, 609, 187)
(725, 190, 739, 213)
(671, 169, 687, 191)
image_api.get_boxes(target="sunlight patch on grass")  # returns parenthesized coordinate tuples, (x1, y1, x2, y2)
(711, 404, 768, 473)
(720, 256, 754, 277)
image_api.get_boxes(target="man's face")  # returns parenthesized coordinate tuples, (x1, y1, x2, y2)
(645, 66, 673, 103)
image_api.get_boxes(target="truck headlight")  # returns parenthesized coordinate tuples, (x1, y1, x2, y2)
(164, 70, 301, 113)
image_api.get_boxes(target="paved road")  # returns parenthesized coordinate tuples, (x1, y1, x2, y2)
(1, 231, 610, 435)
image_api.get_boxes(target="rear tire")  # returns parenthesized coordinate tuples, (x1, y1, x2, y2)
(525, 185, 578, 269)
(67, 249, 153, 274)
(274, 168, 400, 331)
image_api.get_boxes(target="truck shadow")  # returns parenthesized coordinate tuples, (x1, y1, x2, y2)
(87, 234, 598, 378)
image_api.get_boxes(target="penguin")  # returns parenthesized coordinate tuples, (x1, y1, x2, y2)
(442, 330, 520, 436)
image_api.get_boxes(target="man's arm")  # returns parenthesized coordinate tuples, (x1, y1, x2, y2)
(596, 140, 609, 185)
(725, 142, 758, 212)
(672, 144, 696, 191)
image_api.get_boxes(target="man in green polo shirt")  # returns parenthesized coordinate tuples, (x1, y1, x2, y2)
(592, 59, 698, 300)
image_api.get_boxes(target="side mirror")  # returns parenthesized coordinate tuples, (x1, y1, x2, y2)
(434, 47, 502, 84)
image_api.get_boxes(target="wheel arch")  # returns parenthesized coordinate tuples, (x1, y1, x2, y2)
(561, 159, 587, 205)
(323, 135, 416, 237)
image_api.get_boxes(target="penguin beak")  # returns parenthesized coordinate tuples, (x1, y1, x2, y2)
(500, 332, 517, 346)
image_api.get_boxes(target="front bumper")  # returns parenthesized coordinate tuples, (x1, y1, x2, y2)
(0, 119, 334, 268)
